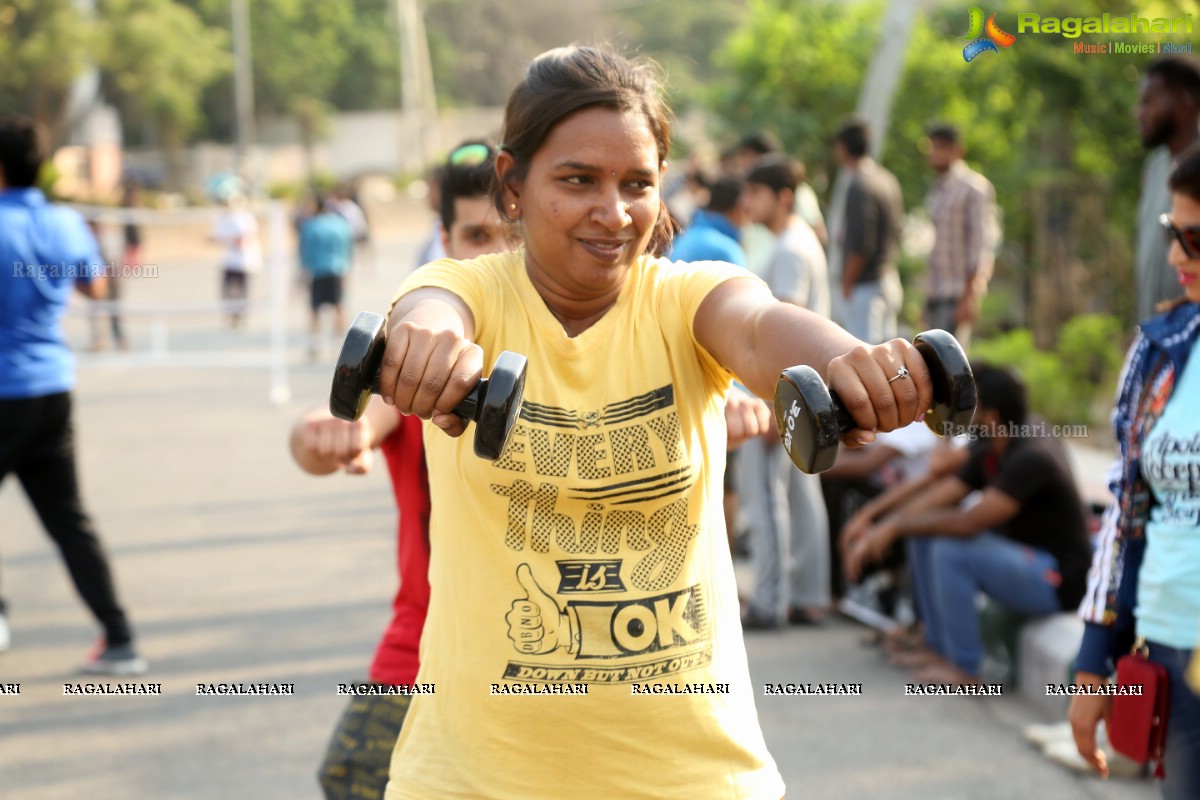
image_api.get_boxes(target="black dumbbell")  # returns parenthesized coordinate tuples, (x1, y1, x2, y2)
(773, 329, 976, 474)
(329, 311, 527, 460)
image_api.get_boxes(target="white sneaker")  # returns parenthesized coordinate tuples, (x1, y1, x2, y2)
(0, 612, 10, 652)
(1042, 739, 1095, 774)
(1038, 725, 1147, 779)
(1023, 721, 1073, 749)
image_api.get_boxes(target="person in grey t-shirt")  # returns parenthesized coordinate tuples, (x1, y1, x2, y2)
(737, 154, 832, 628)
(833, 119, 904, 343)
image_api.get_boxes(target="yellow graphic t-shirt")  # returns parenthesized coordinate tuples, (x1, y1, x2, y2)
(384, 250, 785, 800)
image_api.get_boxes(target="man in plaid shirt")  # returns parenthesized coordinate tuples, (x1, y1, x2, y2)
(923, 124, 996, 347)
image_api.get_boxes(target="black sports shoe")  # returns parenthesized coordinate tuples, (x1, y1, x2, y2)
(81, 641, 148, 676)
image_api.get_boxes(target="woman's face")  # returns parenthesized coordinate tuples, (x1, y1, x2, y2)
(1168, 192, 1200, 304)
(504, 106, 663, 299)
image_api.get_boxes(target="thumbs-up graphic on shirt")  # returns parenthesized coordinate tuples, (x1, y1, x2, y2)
(506, 564, 575, 655)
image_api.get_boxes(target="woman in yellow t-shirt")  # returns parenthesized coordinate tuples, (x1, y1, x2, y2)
(375, 45, 934, 800)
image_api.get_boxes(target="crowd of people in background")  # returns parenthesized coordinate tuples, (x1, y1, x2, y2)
(655, 52, 1200, 797)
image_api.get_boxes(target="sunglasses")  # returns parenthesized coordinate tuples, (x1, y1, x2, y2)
(447, 143, 492, 168)
(1160, 213, 1200, 259)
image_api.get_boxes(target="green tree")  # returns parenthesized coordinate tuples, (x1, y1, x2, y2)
(602, 0, 747, 115)
(98, 0, 229, 153)
(0, 0, 97, 147)
(711, 0, 1198, 335)
(182, 0, 365, 178)
(423, 0, 592, 107)
(710, 0, 879, 172)
(327, 0, 401, 112)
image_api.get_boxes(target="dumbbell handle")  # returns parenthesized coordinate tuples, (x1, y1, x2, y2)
(828, 392, 858, 433)
(367, 369, 487, 423)
(776, 366, 875, 439)
(357, 345, 484, 424)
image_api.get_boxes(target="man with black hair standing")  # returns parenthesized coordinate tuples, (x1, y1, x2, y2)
(0, 114, 146, 674)
(924, 123, 996, 347)
(1134, 55, 1200, 321)
(737, 154, 832, 628)
(833, 118, 904, 344)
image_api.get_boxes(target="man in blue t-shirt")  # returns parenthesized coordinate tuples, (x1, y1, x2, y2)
(0, 115, 146, 674)
(298, 196, 354, 360)
(668, 176, 748, 267)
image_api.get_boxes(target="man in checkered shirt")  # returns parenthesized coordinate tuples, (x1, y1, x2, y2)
(923, 124, 997, 348)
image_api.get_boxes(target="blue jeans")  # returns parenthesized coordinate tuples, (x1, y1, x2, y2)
(1147, 641, 1200, 800)
(739, 437, 830, 622)
(906, 538, 941, 650)
(911, 532, 1061, 674)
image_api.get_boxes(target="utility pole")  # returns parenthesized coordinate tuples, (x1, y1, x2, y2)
(826, 0, 924, 324)
(395, 0, 438, 173)
(62, 0, 100, 147)
(231, 0, 256, 188)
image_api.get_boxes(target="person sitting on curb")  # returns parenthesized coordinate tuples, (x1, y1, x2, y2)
(844, 363, 1093, 686)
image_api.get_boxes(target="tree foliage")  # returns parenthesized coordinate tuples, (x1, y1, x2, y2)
(0, 0, 98, 144)
(710, 0, 1199, 330)
(0, 0, 228, 150)
(98, 0, 229, 148)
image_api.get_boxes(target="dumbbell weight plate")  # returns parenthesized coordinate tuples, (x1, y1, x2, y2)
(773, 365, 845, 475)
(912, 329, 977, 438)
(330, 311, 386, 422)
(329, 311, 529, 461)
(473, 350, 527, 460)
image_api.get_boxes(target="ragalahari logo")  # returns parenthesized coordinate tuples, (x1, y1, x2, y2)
(963, 6, 1016, 62)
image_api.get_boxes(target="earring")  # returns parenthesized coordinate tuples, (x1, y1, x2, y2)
(510, 203, 517, 210)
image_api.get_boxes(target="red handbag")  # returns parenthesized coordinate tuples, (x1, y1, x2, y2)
(1109, 637, 1171, 778)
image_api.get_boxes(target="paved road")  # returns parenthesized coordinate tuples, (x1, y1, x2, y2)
(0, 214, 1154, 799)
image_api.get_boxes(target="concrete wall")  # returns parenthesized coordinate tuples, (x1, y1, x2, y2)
(116, 107, 505, 195)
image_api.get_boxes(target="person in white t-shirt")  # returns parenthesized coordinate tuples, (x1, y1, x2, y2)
(212, 194, 262, 328)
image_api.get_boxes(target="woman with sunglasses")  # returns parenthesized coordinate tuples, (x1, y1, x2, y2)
(373, 46, 934, 800)
(1070, 143, 1200, 797)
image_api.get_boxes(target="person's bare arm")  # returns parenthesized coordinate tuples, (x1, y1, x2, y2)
(290, 396, 400, 475)
(823, 443, 902, 479)
(842, 443, 967, 535)
(694, 277, 934, 444)
(844, 474, 974, 580)
(841, 252, 865, 299)
(882, 484, 1017, 539)
(75, 276, 108, 300)
(840, 444, 970, 576)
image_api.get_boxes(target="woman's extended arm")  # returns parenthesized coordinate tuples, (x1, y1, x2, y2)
(694, 277, 935, 441)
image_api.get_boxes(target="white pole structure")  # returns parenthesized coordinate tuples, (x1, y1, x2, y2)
(410, 0, 439, 165)
(231, 0, 257, 186)
(826, 0, 924, 326)
(395, 0, 438, 172)
(267, 201, 291, 404)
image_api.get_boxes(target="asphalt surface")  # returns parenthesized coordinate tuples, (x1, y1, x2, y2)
(0, 205, 1155, 799)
